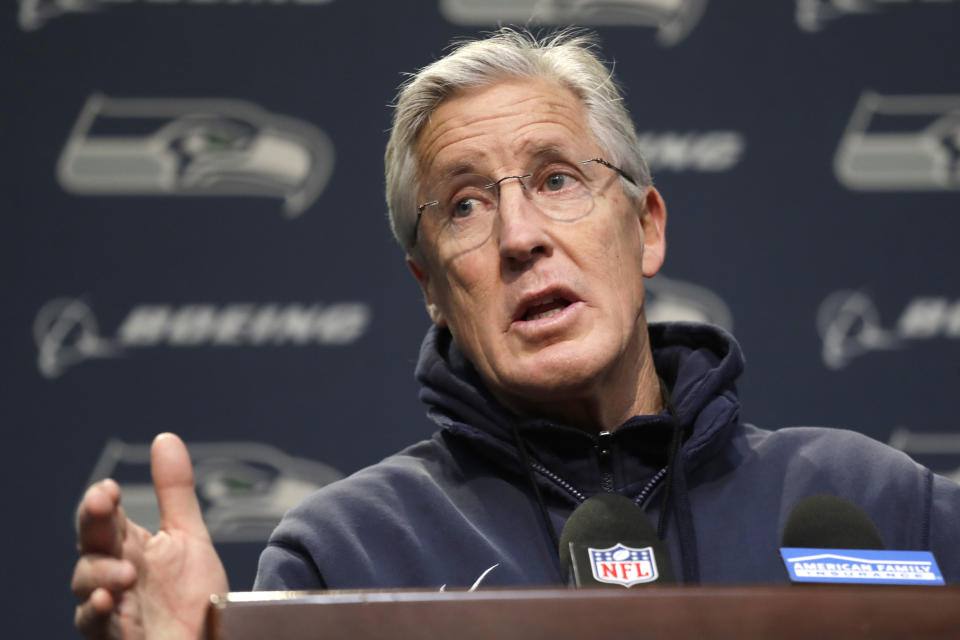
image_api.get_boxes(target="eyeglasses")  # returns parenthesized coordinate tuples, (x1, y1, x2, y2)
(412, 157, 637, 254)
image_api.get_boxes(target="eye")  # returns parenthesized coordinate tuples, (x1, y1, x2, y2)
(542, 169, 585, 194)
(544, 173, 569, 191)
(452, 198, 480, 218)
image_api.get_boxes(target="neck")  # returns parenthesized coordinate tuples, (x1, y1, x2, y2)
(491, 321, 664, 434)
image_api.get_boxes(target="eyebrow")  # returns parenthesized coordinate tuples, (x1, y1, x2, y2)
(427, 144, 578, 183)
(434, 161, 477, 182)
(527, 145, 571, 164)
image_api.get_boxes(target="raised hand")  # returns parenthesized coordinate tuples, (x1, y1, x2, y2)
(73, 433, 229, 640)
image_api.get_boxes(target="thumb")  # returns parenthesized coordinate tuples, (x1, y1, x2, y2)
(151, 432, 209, 539)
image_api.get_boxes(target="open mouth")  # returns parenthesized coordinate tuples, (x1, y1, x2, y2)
(518, 296, 573, 322)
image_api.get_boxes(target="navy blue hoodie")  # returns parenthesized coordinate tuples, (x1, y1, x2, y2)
(255, 322, 960, 589)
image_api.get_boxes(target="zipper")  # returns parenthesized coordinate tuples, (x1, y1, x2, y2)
(530, 461, 587, 502)
(597, 430, 614, 492)
(634, 466, 668, 507)
(530, 431, 666, 505)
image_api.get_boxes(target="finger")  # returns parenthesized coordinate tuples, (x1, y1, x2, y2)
(71, 555, 136, 601)
(151, 433, 209, 538)
(74, 588, 115, 637)
(77, 479, 125, 556)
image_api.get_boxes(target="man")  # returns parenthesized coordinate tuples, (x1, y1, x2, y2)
(72, 28, 960, 639)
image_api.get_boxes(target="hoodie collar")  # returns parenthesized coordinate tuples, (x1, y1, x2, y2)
(415, 322, 744, 494)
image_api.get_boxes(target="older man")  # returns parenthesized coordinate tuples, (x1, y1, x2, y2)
(73, 29, 960, 639)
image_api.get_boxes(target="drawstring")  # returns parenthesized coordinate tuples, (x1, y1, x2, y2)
(655, 376, 701, 583)
(511, 375, 701, 584)
(656, 376, 681, 540)
(510, 423, 561, 553)
(669, 453, 701, 583)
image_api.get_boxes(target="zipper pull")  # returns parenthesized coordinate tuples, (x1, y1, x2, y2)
(597, 430, 614, 492)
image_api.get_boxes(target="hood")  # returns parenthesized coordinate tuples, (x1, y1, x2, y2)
(415, 321, 744, 485)
(416, 321, 744, 585)
(648, 322, 744, 465)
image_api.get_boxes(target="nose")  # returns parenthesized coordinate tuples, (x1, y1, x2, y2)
(496, 178, 552, 266)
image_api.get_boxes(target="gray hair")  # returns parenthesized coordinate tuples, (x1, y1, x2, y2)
(384, 27, 652, 254)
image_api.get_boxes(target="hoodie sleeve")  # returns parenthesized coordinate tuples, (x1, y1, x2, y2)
(253, 542, 327, 591)
(929, 471, 960, 583)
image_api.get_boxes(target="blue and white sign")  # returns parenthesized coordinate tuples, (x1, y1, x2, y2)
(781, 548, 945, 585)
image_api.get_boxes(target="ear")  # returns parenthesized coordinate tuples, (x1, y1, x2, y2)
(638, 187, 667, 278)
(406, 255, 447, 328)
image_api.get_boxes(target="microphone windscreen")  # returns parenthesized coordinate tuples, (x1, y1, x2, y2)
(559, 493, 671, 585)
(781, 494, 885, 549)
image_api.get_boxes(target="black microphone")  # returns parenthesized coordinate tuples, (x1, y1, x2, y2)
(781, 494, 885, 550)
(559, 493, 674, 587)
(780, 494, 945, 585)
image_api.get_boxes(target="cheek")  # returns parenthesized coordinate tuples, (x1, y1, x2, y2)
(588, 213, 643, 274)
(613, 210, 645, 275)
(434, 256, 499, 329)
(591, 213, 646, 317)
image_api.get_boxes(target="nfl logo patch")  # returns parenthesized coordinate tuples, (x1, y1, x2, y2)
(588, 543, 659, 587)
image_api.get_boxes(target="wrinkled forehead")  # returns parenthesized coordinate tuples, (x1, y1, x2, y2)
(413, 78, 598, 184)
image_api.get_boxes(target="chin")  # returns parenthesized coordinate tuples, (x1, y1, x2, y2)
(497, 347, 610, 400)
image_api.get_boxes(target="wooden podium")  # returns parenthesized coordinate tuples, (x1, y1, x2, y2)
(207, 586, 960, 639)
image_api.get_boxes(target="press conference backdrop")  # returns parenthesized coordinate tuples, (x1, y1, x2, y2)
(3, 1, 959, 636)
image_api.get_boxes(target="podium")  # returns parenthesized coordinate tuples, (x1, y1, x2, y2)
(207, 586, 960, 639)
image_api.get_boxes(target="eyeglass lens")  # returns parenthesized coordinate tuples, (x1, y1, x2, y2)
(419, 158, 621, 254)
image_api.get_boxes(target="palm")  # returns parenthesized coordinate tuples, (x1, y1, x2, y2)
(121, 522, 225, 639)
(75, 434, 229, 640)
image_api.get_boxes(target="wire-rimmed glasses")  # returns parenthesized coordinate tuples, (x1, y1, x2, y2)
(412, 157, 637, 254)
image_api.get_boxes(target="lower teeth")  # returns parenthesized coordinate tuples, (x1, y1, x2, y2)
(529, 308, 563, 321)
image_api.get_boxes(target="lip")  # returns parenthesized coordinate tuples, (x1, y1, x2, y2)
(509, 286, 584, 336)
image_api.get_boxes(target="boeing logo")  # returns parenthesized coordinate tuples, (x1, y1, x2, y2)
(34, 298, 372, 378)
(20, 0, 333, 31)
(817, 290, 960, 369)
(638, 131, 745, 173)
(796, 0, 960, 32)
(85, 439, 343, 542)
(439, 0, 708, 46)
(835, 92, 960, 191)
(57, 94, 335, 218)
